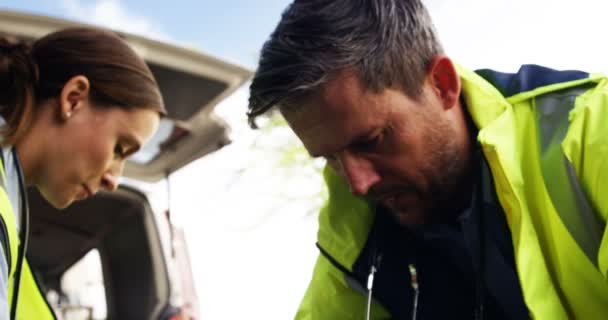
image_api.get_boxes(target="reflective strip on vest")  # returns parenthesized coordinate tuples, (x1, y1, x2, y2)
(535, 86, 605, 265)
(0, 157, 19, 287)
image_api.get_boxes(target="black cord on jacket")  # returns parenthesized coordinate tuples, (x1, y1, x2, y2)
(9, 148, 29, 320)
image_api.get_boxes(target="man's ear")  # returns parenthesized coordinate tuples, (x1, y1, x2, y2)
(58, 75, 90, 121)
(427, 55, 461, 110)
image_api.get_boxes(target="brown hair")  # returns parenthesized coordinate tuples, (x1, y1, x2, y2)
(0, 27, 166, 146)
(247, 0, 442, 127)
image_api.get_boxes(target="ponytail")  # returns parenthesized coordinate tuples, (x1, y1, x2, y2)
(0, 36, 38, 146)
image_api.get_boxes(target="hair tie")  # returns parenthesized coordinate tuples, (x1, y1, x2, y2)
(0, 37, 25, 54)
(0, 36, 39, 92)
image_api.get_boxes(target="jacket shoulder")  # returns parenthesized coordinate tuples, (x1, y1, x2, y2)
(475, 64, 589, 98)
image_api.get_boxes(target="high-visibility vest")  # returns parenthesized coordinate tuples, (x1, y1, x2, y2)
(297, 65, 608, 319)
(0, 153, 56, 320)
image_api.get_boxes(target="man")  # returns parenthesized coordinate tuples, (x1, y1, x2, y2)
(247, 1, 608, 319)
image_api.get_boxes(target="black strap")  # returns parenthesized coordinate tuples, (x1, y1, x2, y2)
(9, 148, 29, 320)
(0, 151, 11, 276)
(462, 154, 528, 320)
(475, 153, 486, 320)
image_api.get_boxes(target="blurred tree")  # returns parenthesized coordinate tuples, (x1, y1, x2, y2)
(255, 111, 327, 216)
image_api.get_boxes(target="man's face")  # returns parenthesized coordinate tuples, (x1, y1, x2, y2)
(282, 69, 470, 225)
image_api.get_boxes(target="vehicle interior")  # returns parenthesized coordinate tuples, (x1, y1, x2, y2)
(27, 187, 167, 320)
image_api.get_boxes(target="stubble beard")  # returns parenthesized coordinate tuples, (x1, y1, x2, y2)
(392, 117, 470, 226)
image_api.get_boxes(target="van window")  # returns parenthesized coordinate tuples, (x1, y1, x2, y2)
(48, 249, 107, 320)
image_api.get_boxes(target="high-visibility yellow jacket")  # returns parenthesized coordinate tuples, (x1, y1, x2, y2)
(297, 65, 608, 319)
(0, 153, 56, 320)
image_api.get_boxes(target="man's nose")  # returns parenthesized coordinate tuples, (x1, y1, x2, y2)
(101, 161, 124, 192)
(337, 152, 380, 196)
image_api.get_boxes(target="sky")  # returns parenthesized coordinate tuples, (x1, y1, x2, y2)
(2, 0, 608, 319)
(0, 0, 291, 68)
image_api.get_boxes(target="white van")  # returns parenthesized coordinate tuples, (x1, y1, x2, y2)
(0, 10, 251, 320)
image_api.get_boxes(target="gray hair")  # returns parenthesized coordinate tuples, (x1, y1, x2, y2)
(247, 0, 443, 127)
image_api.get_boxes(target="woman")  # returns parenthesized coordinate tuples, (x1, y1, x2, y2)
(0, 28, 165, 319)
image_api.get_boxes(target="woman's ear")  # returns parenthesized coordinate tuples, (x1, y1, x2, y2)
(59, 75, 90, 121)
(427, 55, 461, 111)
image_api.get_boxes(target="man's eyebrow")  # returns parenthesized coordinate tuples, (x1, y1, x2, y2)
(308, 128, 378, 159)
(347, 127, 382, 147)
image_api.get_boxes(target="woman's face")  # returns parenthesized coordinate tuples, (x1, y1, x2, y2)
(38, 101, 160, 209)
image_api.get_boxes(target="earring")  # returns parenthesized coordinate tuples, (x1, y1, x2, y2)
(65, 112, 71, 118)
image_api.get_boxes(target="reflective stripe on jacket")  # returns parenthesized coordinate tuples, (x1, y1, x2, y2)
(466, 65, 608, 319)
